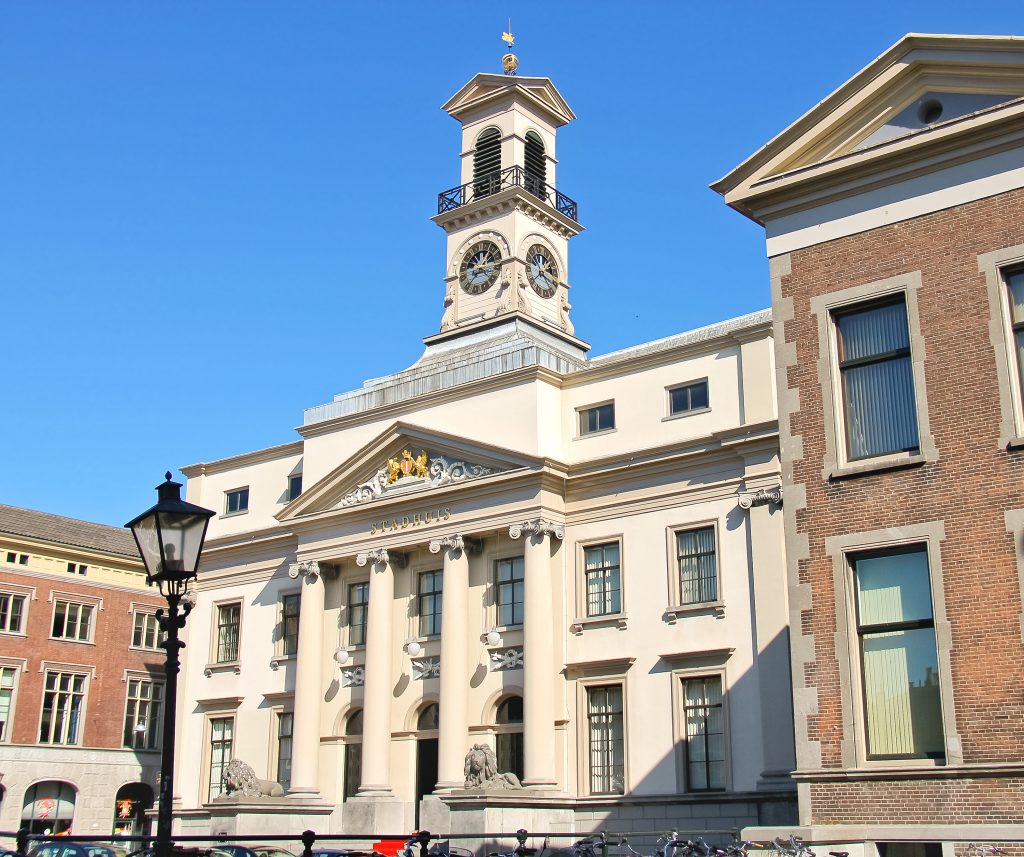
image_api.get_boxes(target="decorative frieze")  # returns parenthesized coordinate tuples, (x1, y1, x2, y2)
(509, 519, 564, 540)
(341, 667, 365, 688)
(489, 647, 524, 671)
(411, 657, 441, 680)
(737, 486, 784, 509)
(340, 451, 501, 507)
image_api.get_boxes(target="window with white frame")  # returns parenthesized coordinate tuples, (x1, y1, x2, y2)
(0, 665, 18, 740)
(276, 710, 293, 791)
(584, 542, 621, 617)
(51, 600, 95, 642)
(496, 556, 524, 626)
(39, 670, 87, 744)
(224, 487, 249, 515)
(208, 716, 234, 800)
(1004, 269, 1024, 409)
(66, 563, 87, 575)
(131, 610, 165, 651)
(578, 402, 615, 436)
(348, 582, 369, 646)
(675, 526, 718, 605)
(834, 296, 920, 461)
(681, 675, 725, 791)
(280, 593, 300, 657)
(215, 603, 241, 663)
(418, 570, 443, 637)
(123, 676, 163, 750)
(851, 544, 944, 760)
(669, 380, 710, 416)
(586, 684, 624, 794)
(0, 592, 26, 634)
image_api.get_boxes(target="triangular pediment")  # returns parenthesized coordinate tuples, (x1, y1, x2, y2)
(278, 422, 540, 521)
(714, 34, 1024, 218)
(442, 73, 575, 126)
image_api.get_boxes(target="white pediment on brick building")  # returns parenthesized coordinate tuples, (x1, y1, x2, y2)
(277, 422, 538, 521)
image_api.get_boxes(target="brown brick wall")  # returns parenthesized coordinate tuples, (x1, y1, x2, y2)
(2, 569, 165, 748)
(779, 187, 1024, 824)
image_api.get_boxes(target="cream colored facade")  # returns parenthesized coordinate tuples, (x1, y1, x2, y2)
(175, 68, 795, 842)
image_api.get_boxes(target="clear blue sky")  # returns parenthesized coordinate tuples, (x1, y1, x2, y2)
(2, 1, 1019, 526)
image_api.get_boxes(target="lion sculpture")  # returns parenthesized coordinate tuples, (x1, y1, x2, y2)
(219, 758, 285, 798)
(463, 743, 522, 790)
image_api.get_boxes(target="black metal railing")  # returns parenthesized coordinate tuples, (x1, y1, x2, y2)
(437, 167, 578, 222)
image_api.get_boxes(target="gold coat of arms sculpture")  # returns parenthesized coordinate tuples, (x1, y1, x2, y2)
(387, 449, 429, 484)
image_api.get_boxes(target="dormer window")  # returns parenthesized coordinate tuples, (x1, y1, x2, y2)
(473, 127, 501, 199)
(524, 130, 546, 199)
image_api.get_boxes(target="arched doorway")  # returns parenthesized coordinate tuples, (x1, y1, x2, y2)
(343, 709, 363, 801)
(112, 782, 153, 844)
(495, 695, 524, 781)
(21, 781, 76, 834)
(414, 702, 439, 828)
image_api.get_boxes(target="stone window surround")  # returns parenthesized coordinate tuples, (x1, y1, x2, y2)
(222, 485, 250, 518)
(571, 534, 628, 633)
(121, 669, 164, 751)
(202, 710, 238, 804)
(205, 598, 242, 675)
(568, 657, 634, 797)
(810, 271, 939, 481)
(342, 575, 370, 650)
(0, 656, 27, 743)
(487, 545, 527, 633)
(48, 590, 103, 645)
(825, 520, 962, 769)
(272, 588, 301, 661)
(0, 582, 34, 636)
(665, 648, 734, 794)
(37, 661, 95, 747)
(978, 241, 1024, 449)
(409, 560, 444, 643)
(664, 377, 712, 421)
(664, 518, 725, 621)
(127, 603, 164, 653)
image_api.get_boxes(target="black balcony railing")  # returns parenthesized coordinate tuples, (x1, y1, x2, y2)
(438, 166, 578, 222)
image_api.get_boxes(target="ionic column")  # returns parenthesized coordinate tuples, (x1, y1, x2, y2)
(510, 519, 563, 789)
(429, 533, 479, 790)
(354, 547, 403, 796)
(287, 560, 324, 799)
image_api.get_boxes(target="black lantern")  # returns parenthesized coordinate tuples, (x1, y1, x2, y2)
(126, 472, 215, 596)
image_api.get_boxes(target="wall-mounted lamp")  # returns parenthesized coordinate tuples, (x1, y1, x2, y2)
(484, 629, 502, 647)
(334, 647, 351, 667)
(404, 640, 423, 658)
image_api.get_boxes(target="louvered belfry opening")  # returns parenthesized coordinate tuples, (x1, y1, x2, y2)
(473, 128, 502, 199)
(524, 131, 546, 200)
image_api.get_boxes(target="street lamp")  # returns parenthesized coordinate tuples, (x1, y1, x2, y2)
(126, 472, 214, 857)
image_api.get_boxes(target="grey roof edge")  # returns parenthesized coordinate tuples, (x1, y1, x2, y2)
(0, 504, 140, 559)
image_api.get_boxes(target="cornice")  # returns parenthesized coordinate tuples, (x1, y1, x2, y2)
(181, 439, 304, 479)
(0, 566, 158, 600)
(0, 532, 141, 566)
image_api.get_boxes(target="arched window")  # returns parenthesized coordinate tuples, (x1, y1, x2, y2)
(524, 131, 546, 200)
(21, 781, 76, 835)
(343, 709, 363, 801)
(417, 703, 440, 731)
(112, 782, 153, 843)
(473, 128, 502, 199)
(495, 695, 524, 781)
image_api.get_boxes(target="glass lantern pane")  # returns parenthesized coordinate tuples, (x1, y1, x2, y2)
(132, 515, 163, 579)
(156, 510, 207, 574)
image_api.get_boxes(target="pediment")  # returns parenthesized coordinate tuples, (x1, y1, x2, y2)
(442, 73, 575, 126)
(714, 34, 1024, 216)
(278, 422, 539, 521)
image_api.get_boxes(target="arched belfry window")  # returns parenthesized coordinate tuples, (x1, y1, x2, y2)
(524, 131, 546, 200)
(473, 128, 502, 199)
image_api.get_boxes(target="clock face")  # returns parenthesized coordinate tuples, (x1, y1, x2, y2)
(526, 244, 559, 298)
(459, 241, 502, 294)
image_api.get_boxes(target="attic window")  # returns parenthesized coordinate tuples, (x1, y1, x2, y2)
(473, 128, 502, 199)
(918, 99, 944, 125)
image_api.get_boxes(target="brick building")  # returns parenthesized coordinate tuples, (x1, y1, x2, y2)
(0, 504, 165, 840)
(715, 34, 1024, 854)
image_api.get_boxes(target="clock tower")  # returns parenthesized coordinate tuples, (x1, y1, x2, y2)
(429, 47, 586, 351)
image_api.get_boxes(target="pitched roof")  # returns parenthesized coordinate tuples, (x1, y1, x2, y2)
(0, 504, 140, 559)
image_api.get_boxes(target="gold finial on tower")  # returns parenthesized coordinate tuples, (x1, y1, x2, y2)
(501, 23, 518, 76)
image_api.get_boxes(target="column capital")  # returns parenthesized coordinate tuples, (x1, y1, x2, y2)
(355, 548, 407, 569)
(737, 485, 783, 510)
(288, 560, 321, 580)
(428, 534, 483, 555)
(509, 519, 564, 540)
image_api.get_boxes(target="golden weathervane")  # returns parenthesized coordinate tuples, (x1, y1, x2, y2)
(502, 24, 518, 76)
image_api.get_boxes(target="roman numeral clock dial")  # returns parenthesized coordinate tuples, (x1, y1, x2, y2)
(459, 240, 502, 294)
(526, 244, 559, 298)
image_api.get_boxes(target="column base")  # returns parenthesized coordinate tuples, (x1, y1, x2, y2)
(286, 785, 323, 801)
(520, 778, 559, 791)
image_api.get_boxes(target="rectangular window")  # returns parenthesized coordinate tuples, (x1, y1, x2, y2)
(51, 600, 94, 642)
(584, 543, 621, 616)
(19, 555, 28, 565)
(225, 487, 249, 515)
(348, 582, 369, 646)
(276, 711, 293, 790)
(132, 611, 165, 650)
(579, 402, 615, 436)
(676, 526, 717, 605)
(586, 684, 625, 795)
(682, 676, 725, 791)
(0, 593, 26, 633)
(66, 563, 87, 575)
(208, 717, 234, 800)
(418, 570, 443, 637)
(4, 552, 13, 564)
(288, 474, 303, 502)
(39, 670, 86, 744)
(0, 666, 17, 740)
(123, 677, 163, 750)
(216, 603, 241, 663)
(1005, 269, 1024, 408)
(496, 557, 525, 626)
(669, 380, 710, 415)
(852, 545, 944, 760)
(281, 594, 300, 657)
(835, 297, 920, 461)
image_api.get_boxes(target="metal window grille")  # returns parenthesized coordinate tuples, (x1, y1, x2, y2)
(496, 557, 525, 626)
(277, 711, 293, 790)
(216, 603, 241, 662)
(418, 570, 443, 637)
(587, 684, 624, 794)
(39, 670, 86, 744)
(123, 678, 163, 750)
(584, 543, 621, 616)
(281, 594, 300, 656)
(677, 526, 717, 605)
(348, 582, 369, 646)
(682, 675, 726, 790)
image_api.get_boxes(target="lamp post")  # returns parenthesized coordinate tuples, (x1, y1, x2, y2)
(126, 473, 215, 857)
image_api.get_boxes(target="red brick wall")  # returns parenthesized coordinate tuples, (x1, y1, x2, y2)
(3, 569, 165, 748)
(778, 187, 1024, 823)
